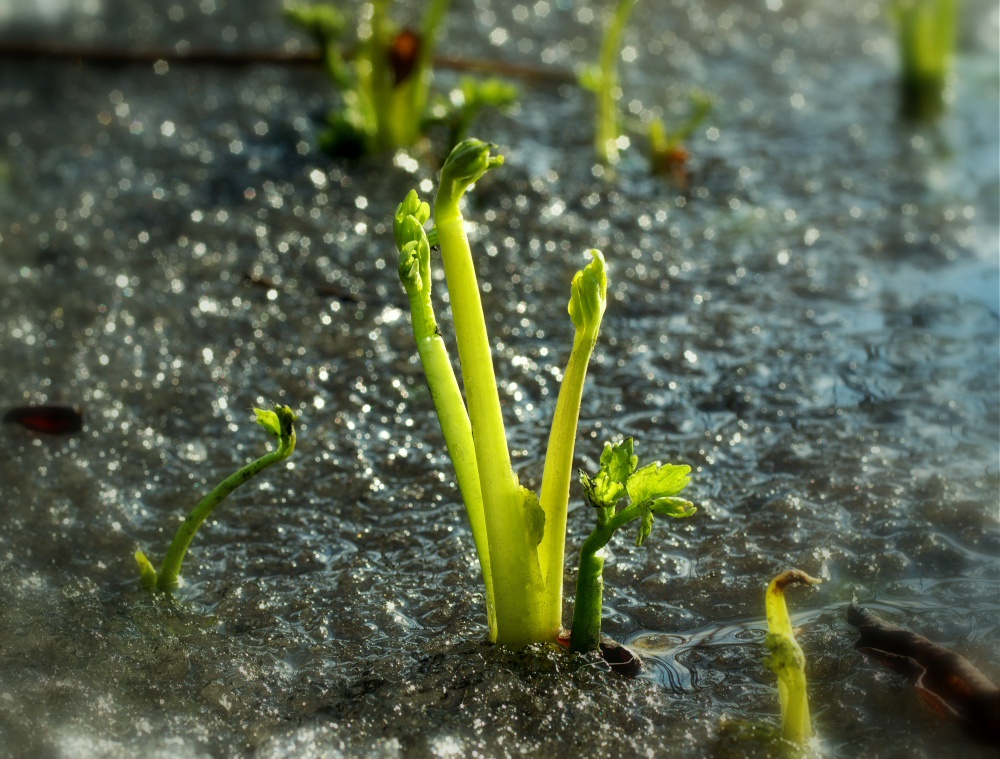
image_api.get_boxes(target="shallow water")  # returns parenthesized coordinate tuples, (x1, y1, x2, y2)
(1, 1, 998, 757)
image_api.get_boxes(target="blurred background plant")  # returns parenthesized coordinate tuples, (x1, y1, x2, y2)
(581, 0, 712, 182)
(893, 0, 960, 119)
(286, 0, 517, 158)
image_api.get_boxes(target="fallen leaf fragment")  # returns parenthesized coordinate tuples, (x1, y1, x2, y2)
(848, 603, 1000, 744)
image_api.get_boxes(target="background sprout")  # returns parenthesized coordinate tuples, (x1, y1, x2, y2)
(893, 0, 960, 119)
(646, 90, 713, 185)
(287, 1, 517, 157)
(135, 405, 298, 594)
(580, 0, 636, 166)
(764, 570, 822, 749)
(570, 438, 695, 654)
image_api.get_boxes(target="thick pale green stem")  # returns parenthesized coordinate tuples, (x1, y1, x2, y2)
(395, 198, 495, 636)
(538, 250, 607, 631)
(434, 141, 549, 648)
(136, 406, 297, 594)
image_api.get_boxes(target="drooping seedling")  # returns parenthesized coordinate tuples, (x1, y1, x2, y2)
(135, 405, 298, 594)
(286, 1, 517, 157)
(764, 569, 822, 749)
(393, 139, 608, 648)
(570, 438, 696, 653)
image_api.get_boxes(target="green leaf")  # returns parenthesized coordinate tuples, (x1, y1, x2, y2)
(650, 496, 697, 519)
(626, 462, 691, 505)
(254, 407, 282, 438)
(461, 77, 519, 109)
(255, 406, 298, 442)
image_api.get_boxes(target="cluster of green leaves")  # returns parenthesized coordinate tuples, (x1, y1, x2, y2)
(287, 1, 517, 157)
(136, 406, 298, 594)
(571, 438, 695, 652)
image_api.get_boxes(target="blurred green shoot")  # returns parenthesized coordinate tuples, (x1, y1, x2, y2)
(893, 0, 960, 119)
(427, 77, 520, 151)
(136, 406, 297, 594)
(764, 569, 822, 748)
(287, 1, 517, 157)
(570, 438, 696, 653)
(580, 0, 636, 166)
(646, 90, 712, 183)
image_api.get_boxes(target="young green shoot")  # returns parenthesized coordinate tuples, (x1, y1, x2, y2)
(393, 139, 608, 648)
(287, 1, 516, 157)
(570, 438, 695, 653)
(580, 0, 636, 166)
(893, 0, 960, 119)
(764, 569, 822, 748)
(646, 90, 713, 181)
(135, 405, 298, 594)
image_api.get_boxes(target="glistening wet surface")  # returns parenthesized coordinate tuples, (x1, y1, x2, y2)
(0, 1, 997, 757)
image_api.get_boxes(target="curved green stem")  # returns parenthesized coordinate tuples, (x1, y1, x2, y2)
(764, 569, 821, 746)
(136, 406, 297, 594)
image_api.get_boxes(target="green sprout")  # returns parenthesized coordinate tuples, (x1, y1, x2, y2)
(580, 0, 636, 166)
(581, 0, 712, 179)
(764, 569, 822, 748)
(893, 0, 960, 119)
(394, 139, 608, 648)
(135, 405, 298, 594)
(646, 90, 713, 180)
(287, 1, 517, 157)
(570, 438, 695, 653)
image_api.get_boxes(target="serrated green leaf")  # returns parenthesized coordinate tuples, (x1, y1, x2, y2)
(601, 437, 637, 484)
(626, 462, 691, 504)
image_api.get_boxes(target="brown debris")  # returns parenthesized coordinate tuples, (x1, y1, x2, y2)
(848, 603, 1000, 745)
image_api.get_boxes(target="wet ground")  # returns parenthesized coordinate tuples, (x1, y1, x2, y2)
(0, 1, 998, 757)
